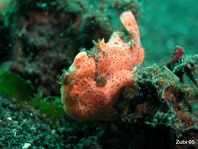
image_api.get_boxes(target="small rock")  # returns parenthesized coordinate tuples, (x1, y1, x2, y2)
(22, 143, 31, 149)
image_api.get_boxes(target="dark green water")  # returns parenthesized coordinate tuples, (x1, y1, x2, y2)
(141, 0, 198, 64)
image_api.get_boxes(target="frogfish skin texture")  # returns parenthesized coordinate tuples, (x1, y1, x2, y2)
(61, 11, 144, 121)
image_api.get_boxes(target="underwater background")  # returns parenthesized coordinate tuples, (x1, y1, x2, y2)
(0, 0, 197, 149)
(141, 0, 198, 65)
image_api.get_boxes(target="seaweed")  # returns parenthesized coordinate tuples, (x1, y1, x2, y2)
(32, 94, 66, 127)
(0, 70, 65, 127)
(0, 70, 33, 101)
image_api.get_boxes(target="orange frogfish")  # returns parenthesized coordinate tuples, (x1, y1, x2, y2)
(61, 11, 144, 121)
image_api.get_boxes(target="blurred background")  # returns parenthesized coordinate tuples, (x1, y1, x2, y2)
(140, 0, 198, 65)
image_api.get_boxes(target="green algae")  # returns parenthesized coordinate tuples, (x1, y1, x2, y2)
(32, 94, 66, 127)
(0, 70, 65, 127)
(0, 70, 33, 101)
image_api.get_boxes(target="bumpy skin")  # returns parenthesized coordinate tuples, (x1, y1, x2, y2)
(61, 11, 144, 121)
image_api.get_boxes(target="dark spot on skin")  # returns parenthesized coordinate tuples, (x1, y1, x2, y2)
(95, 76, 107, 87)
